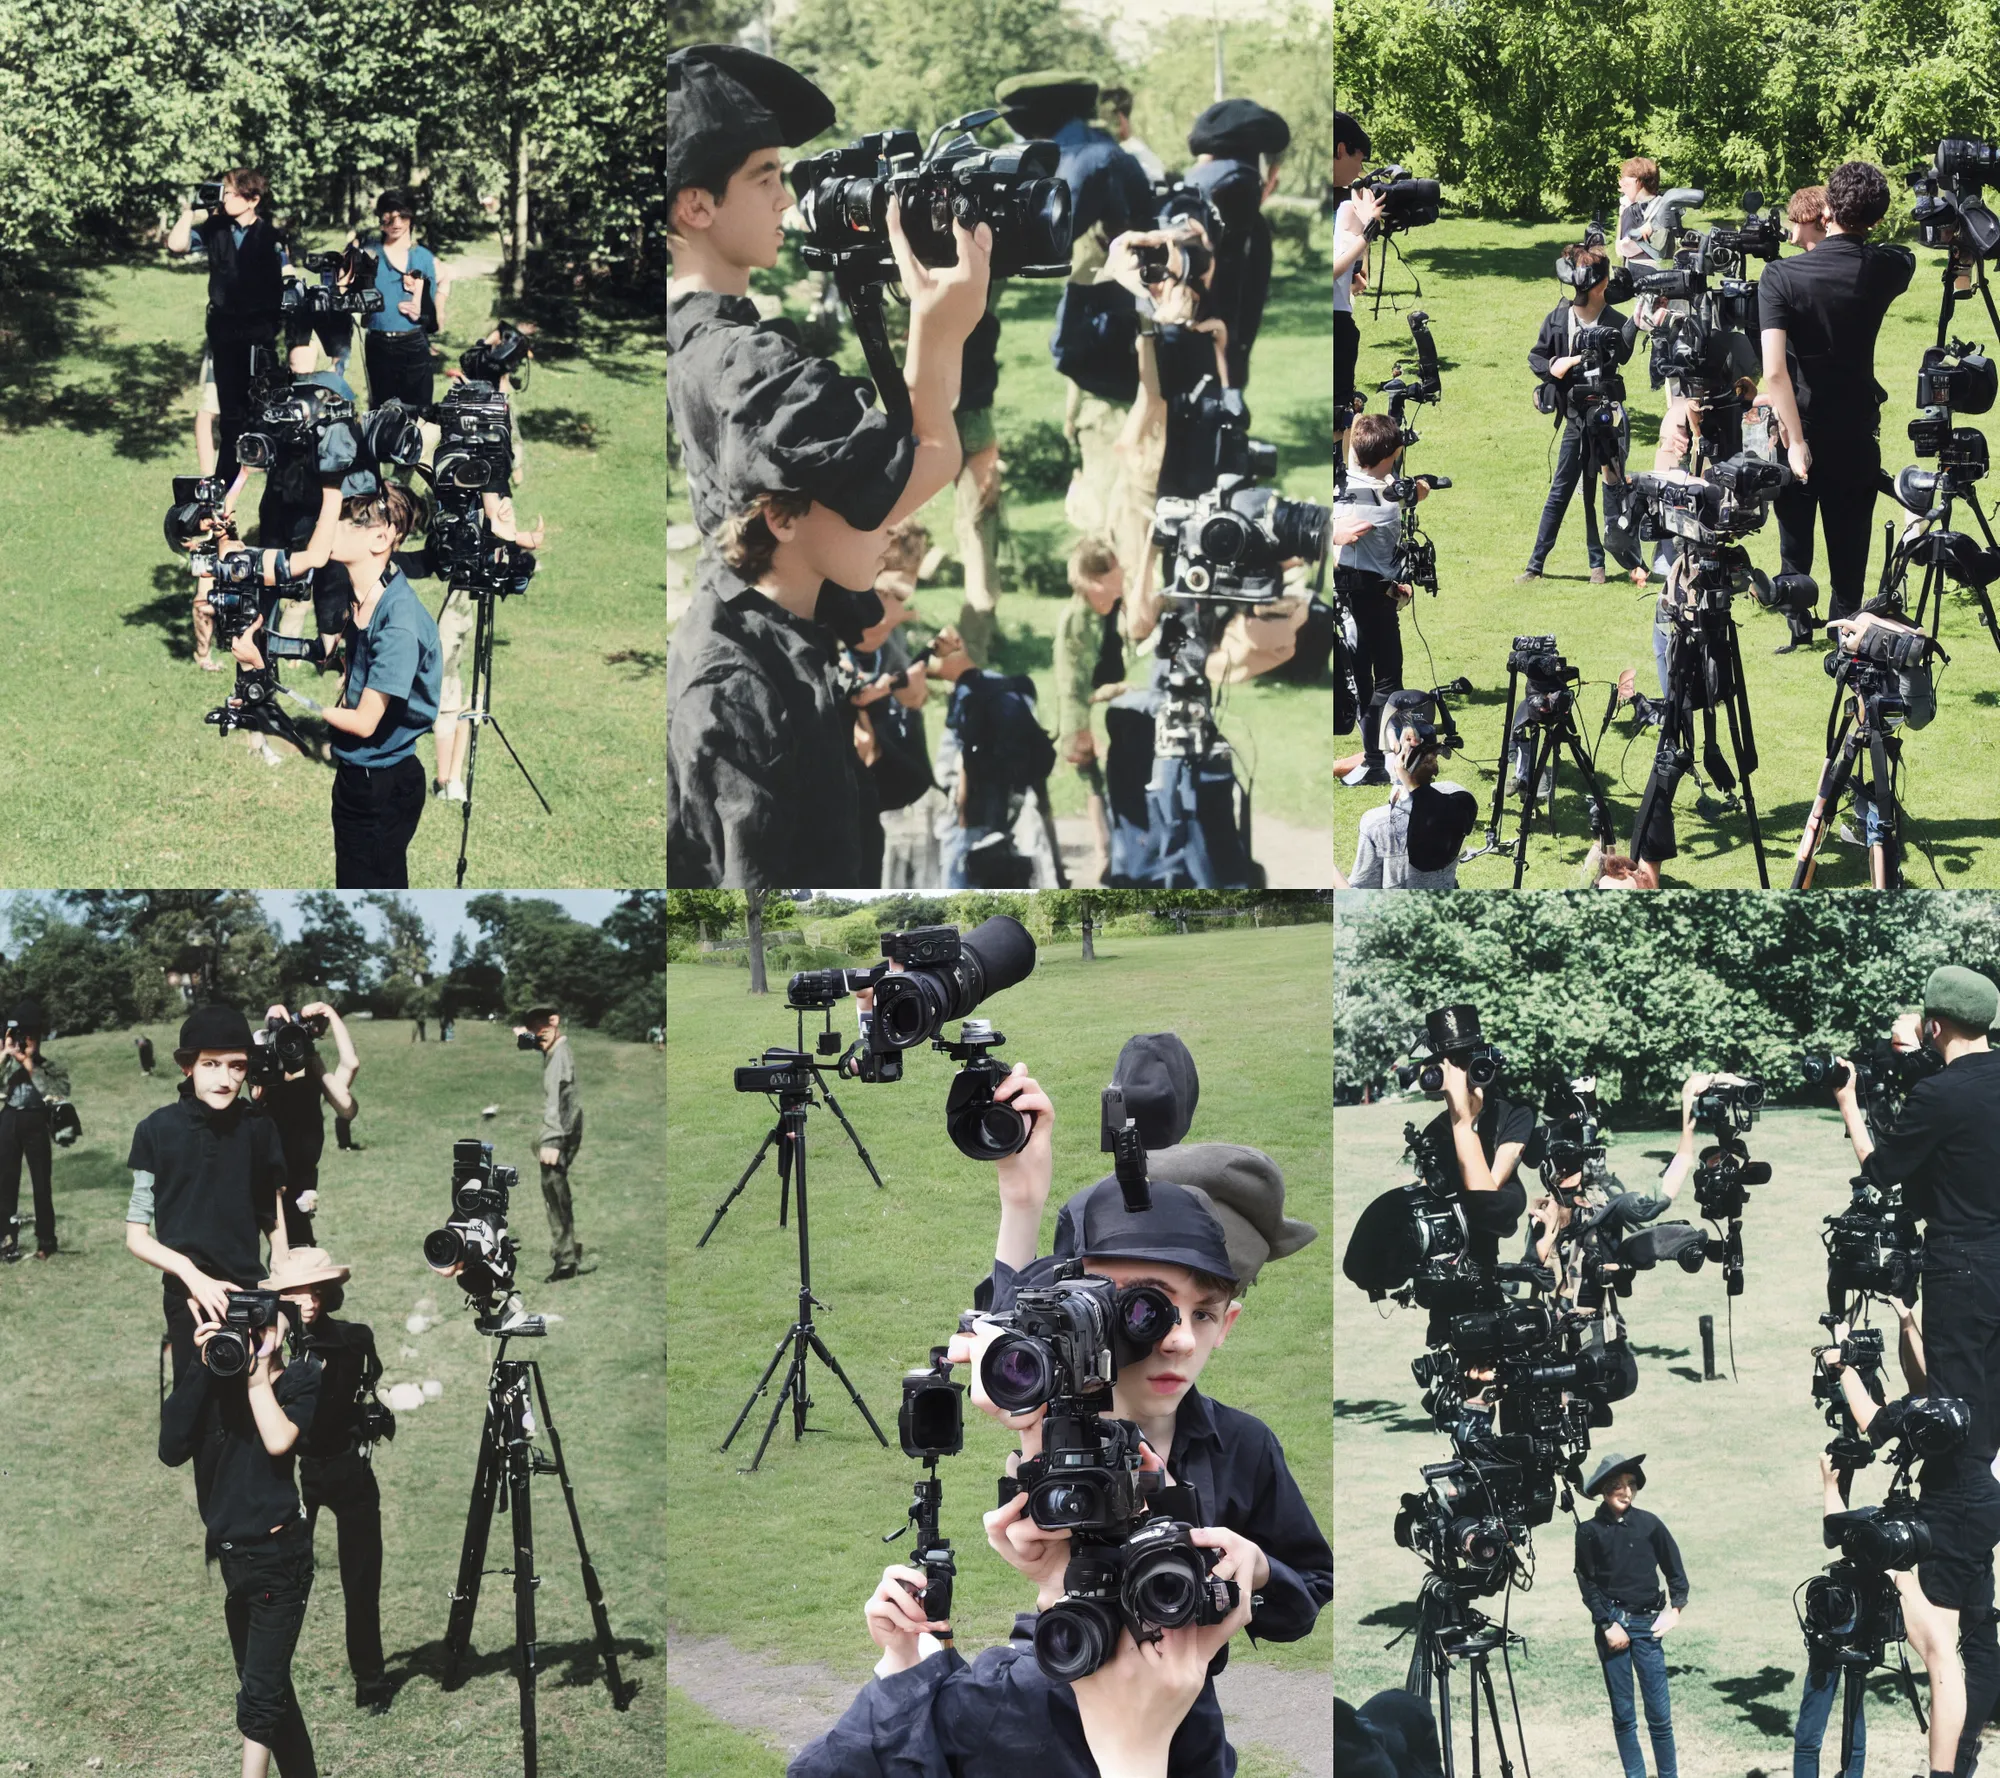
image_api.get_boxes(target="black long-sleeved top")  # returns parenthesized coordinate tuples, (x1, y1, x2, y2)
(1574, 1503, 1689, 1624)
(790, 1623, 1235, 1778)
(1421, 1095, 1533, 1273)
(1527, 301, 1638, 389)
(1863, 1050, 2000, 1239)
(159, 1351, 321, 1556)
(297, 1318, 381, 1459)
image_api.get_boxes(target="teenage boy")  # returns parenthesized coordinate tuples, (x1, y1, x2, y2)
(230, 485, 443, 887)
(159, 1252, 324, 1778)
(514, 1003, 585, 1281)
(1, 998, 73, 1261)
(954, 1042, 1330, 1765)
(126, 1004, 291, 1386)
(280, 1245, 392, 1713)
(250, 1002, 359, 1246)
(666, 43, 991, 886)
(1185, 98, 1290, 391)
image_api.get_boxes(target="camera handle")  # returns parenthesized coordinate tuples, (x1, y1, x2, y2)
(1934, 248, 2000, 352)
(836, 265, 913, 431)
(882, 1459, 955, 1642)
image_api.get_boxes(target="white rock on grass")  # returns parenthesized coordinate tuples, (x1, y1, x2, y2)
(387, 1382, 426, 1412)
(422, 1379, 443, 1400)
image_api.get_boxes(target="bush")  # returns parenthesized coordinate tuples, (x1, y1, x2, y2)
(1005, 420, 1073, 498)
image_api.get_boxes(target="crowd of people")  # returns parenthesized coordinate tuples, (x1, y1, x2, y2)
(665, 45, 1325, 890)
(1331, 102, 1934, 890)
(165, 170, 546, 887)
(5, 993, 589, 1773)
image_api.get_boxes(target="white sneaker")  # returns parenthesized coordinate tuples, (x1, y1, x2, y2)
(444, 781, 467, 804)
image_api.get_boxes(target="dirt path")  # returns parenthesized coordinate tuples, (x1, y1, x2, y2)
(667, 1628, 1331, 1776)
(1055, 813, 1335, 889)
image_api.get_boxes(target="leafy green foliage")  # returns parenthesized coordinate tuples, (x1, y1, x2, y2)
(1338, 0, 2000, 218)
(1335, 890, 2000, 1111)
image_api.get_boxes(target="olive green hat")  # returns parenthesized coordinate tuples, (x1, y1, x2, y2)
(1923, 965, 1999, 1033)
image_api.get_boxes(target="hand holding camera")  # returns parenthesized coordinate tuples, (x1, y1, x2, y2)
(864, 1563, 951, 1671)
(989, 1064, 1054, 1212)
(888, 204, 993, 348)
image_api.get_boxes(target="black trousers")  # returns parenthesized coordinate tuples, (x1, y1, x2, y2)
(1921, 1232, 2000, 1464)
(1775, 431, 1881, 621)
(1344, 572, 1404, 765)
(208, 311, 281, 488)
(0, 1108, 54, 1252)
(332, 757, 427, 888)
(220, 1525, 317, 1774)
(1528, 420, 1606, 572)
(1335, 311, 1360, 428)
(364, 329, 434, 410)
(301, 1448, 386, 1685)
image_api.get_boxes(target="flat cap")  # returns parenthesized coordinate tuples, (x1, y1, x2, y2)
(1924, 965, 1999, 1032)
(1188, 98, 1289, 162)
(666, 45, 835, 198)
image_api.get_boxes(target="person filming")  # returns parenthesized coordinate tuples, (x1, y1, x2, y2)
(1758, 161, 1915, 622)
(0, 1000, 73, 1263)
(250, 1003, 360, 1247)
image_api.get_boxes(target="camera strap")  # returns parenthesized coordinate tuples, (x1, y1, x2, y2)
(835, 266, 912, 431)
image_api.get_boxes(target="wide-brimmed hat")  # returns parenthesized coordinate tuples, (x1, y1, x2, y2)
(1583, 1451, 1647, 1497)
(261, 1247, 352, 1292)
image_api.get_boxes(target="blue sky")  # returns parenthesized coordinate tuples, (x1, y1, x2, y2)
(3, 892, 634, 962)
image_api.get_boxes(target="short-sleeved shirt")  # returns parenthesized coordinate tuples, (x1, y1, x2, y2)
(334, 568, 443, 767)
(1334, 199, 1360, 314)
(128, 1089, 288, 1290)
(1350, 786, 1472, 890)
(159, 1350, 320, 1554)
(365, 239, 439, 334)
(1757, 235, 1915, 440)
(1864, 1049, 2000, 1237)
(1422, 1092, 1533, 1271)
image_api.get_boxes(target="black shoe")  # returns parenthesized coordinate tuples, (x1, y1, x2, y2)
(1340, 761, 1393, 787)
(355, 1678, 392, 1715)
(545, 1263, 579, 1283)
(0, 1246, 20, 1265)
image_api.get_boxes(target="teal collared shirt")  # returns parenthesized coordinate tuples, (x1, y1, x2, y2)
(335, 568, 441, 767)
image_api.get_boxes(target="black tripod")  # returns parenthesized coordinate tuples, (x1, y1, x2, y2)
(452, 579, 554, 887)
(1874, 471, 2000, 661)
(1793, 656, 1924, 889)
(442, 1325, 633, 1775)
(1472, 660, 1613, 887)
(719, 1080, 888, 1469)
(699, 1010, 883, 1248)
(1368, 224, 1424, 318)
(1402, 1575, 1531, 1778)
(1628, 554, 1770, 886)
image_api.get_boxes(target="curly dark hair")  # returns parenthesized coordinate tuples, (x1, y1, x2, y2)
(719, 491, 813, 581)
(1826, 161, 1891, 234)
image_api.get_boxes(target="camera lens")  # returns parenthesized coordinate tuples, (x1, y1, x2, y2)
(1031, 1479, 1103, 1529)
(1115, 1284, 1179, 1354)
(981, 1333, 1052, 1413)
(944, 1067, 1032, 1161)
(423, 1226, 468, 1272)
(1268, 497, 1331, 564)
(1034, 1599, 1118, 1682)
(872, 916, 1037, 1050)
(1125, 1547, 1203, 1628)
(204, 1329, 252, 1378)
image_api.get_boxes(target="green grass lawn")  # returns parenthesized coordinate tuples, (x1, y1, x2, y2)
(0, 242, 666, 888)
(664, 925, 1332, 1773)
(668, 224, 1334, 834)
(1334, 1099, 1941, 1778)
(1336, 216, 2000, 887)
(0, 1017, 664, 1773)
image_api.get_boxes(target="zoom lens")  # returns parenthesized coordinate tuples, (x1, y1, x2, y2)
(1115, 1284, 1179, 1353)
(203, 1329, 253, 1378)
(1124, 1547, 1203, 1628)
(1034, 1598, 1119, 1682)
(423, 1226, 467, 1272)
(981, 1333, 1053, 1413)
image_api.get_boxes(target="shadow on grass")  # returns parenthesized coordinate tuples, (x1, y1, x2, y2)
(127, 565, 195, 657)
(606, 648, 667, 677)
(1334, 1397, 1436, 1435)
(520, 405, 602, 451)
(1710, 1665, 1798, 1740)
(391, 1631, 657, 1702)
(1628, 1343, 1691, 1360)
(1357, 1600, 1423, 1632)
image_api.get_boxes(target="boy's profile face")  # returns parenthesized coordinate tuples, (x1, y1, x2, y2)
(772, 500, 893, 595)
(332, 510, 397, 569)
(184, 1049, 250, 1110)
(1077, 561, 1124, 616)
(1090, 1256, 1240, 1413)
(675, 148, 790, 270)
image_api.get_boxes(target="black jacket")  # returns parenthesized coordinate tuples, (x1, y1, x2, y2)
(1575, 1503, 1689, 1624)
(667, 577, 867, 887)
(1528, 301, 1637, 399)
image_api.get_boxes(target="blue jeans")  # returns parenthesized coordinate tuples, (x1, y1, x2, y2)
(1794, 1654, 1866, 1778)
(1597, 1606, 1677, 1778)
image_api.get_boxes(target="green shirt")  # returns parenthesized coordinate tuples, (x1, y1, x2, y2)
(1053, 593, 1131, 742)
(540, 1036, 581, 1147)
(1, 1053, 70, 1113)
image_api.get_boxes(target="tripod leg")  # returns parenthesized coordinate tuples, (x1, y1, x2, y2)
(696, 1124, 780, 1248)
(528, 1366, 632, 1709)
(508, 1417, 539, 1778)
(1436, 1644, 1456, 1778)
(748, 1326, 809, 1471)
(1793, 722, 1861, 889)
(455, 594, 490, 890)
(777, 1119, 793, 1229)
(1866, 725, 1900, 890)
(443, 1384, 504, 1688)
(1478, 1656, 1517, 1778)
(817, 1083, 884, 1189)
(1838, 1665, 1861, 1778)
(1559, 725, 1614, 857)
(720, 1322, 796, 1453)
(1719, 627, 1768, 887)
(806, 1324, 890, 1447)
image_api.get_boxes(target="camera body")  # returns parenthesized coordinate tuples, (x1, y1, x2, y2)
(423, 1137, 519, 1301)
(203, 1288, 288, 1377)
(733, 1050, 819, 1097)
(1632, 453, 1791, 552)
(1361, 165, 1441, 232)
(937, 1020, 1033, 1160)
(1034, 1517, 1239, 1681)
(285, 247, 385, 319)
(1153, 473, 1330, 605)
(1911, 140, 2000, 258)
(461, 325, 532, 389)
(1803, 1559, 1905, 1660)
(899, 1349, 965, 1461)
(235, 378, 357, 474)
(791, 116, 1073, 284)
(1137, 184, 1220, 286)
(248, 1013, 319, 1085)
(978, 1261, 1179, 1428)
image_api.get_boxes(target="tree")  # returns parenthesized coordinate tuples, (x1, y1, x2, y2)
(746, 890, 772, 996)
(60, 891, 282, 1017)
(666, 890, 741, 949)
(281, 892, 376, 1006)
(464, 894, 618, 1023)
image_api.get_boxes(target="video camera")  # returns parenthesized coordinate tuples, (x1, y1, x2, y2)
(1137, 182, 1221, 286)
(1340, 1121, 1484, 1310)
(235, 377, 357, 474)
(1631, 453, 1792, 551)
(884, 1348, 963, 1636)
(1504, 635, 1582, 728)
(1633, 191, 1783, 409)
(285, 247, 385, 320)
(202, 1288, 290, 1377)
(1911, 139, 2000, 260)
(423, 1137, 521, 1308)
(792, 111, 1073, 284)
(1528, 1077, 1608, 1191)
(247, 1010, 324, 1085)
(163, 474, 235, 551)
(461, 324, 533, 390)
(1907, 337, 1997, 486)
(1394, 1451, 1538, 1597)
(1814, 1317, 1888, 1470)
(1392, 1034, 1504, 1094)
(1360, 165, 1441, 233)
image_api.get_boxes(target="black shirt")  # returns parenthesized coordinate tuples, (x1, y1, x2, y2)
(129, 1087, 287, 1291)
(297, 1317, 381, 1459)
(159, 1349, 321, 1556)
(196, 216, 285, 330)
(667, 578, 867, 887)
(1864, 1050, 2000, 1237)
(259, 1073, 326, 1199)
(789, 1623, 1233, 1778)
(1756, 235, 1915, 440)
(1422, 1094, 1532, 1271)
(1188, 158, 1273, 391)
(1574, 1503, 1690, 1623)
